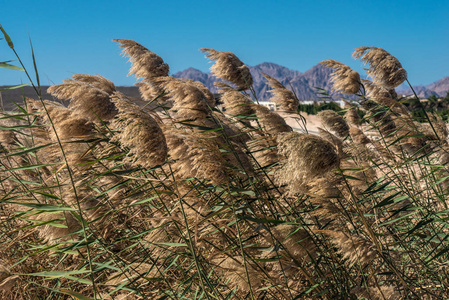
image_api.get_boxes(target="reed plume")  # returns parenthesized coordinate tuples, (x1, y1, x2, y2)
(349, 127, 370, 145)
(362, 79, 398, 99)
(155, 77, 210, 120)
(216, 83, 255, 124)
(0, 264, 18, 294)
(25, 99, 96, 168)
(262, 73, 299, 111)
(320, 230, 377, 267)
(213, 256, 262, 293)
(113, 39, 170, 102)
(318, 128, 346, 158)
(344, 106, 361, 126)
(164, 126, 228, 184)
(277, 132, 339, 193)
(320, 59, 361, 94)
(71, 74, 117, 94)
(253, 104, 292, 134)
(200, 48, 253, 90)
(110, 92, 167, 168)
(48, 74, 118, 122)
(351, 286, 400, 300)
(113, 39, 169, 80)
(317, 110, 349, 138)
(181, 78, 216, 108)
(270, 224, 316, 261)
(353, 46, 407, 88)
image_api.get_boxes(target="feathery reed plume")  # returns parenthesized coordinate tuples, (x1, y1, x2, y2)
(351, 286, 400, 300)
(318, 128, 346, 158)
(35, 211, 81, 243)
(0, 118, 19, 150)
(344, 107, 361, 126)
(359, 99, 396, 136)
(0, 264, 18, 294)
(48, 74, 117, 122)
(155, 77, 209, 120)
(375, 96, 411, 118)
(420, 113, 448, 141)
(213, 256, 262, 293)
(353, 46, 407, 88)
(113, 39, 169, 80)
(181, 78, 216, 108)
(113, 39, 170, 102)
(320, 230, 377, 267)
(320, 59, 361, 94)
(135, 81, 163, 102)
(262, 73, 299, 111)
(164, 126, 228, 184)
(349, 127, 370, 145)
(362, 79, 398, 99)
(318, 110, 349, 138)
(277, 132, 339, 193)
(216, 83, 254, 124)
(247, 136, 279, 168)
(253, 104, 292, 134)
(40, 101, 95, 141)
(26, 99, 96, 167)
(270, 224, 316, 261)
(200, 48, 253, 90)
(110, 92, 167, 168)
(71, 74, 117, 94)
(308, 177, 342, 198)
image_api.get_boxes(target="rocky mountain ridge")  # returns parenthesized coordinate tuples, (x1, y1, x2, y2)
(174, 63, 449, 101)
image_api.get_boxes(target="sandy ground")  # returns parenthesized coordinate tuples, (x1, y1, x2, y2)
(278, 112, 323, 134)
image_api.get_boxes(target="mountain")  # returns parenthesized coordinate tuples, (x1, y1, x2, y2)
(174, 63, 449, 101)
(397, 77, 449, 98)
(173, 62, 335, 101)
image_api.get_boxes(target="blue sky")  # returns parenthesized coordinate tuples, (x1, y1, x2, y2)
(1, 0, 448, 86)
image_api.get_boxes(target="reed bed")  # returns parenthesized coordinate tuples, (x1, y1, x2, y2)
(1, 30, 449, 299)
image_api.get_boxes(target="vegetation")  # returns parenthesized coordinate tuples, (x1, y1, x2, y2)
(1, 28, 449, 299)
(403, 92, 449, 122)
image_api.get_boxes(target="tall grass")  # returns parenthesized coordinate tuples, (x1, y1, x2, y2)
(1, 28, 449, 299)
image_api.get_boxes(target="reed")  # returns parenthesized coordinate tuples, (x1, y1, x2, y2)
(1, 29, 449, 299)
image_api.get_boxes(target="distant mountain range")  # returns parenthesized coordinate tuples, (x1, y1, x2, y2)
(173, 62, 449, 101)
(397, 77, 449, 98)
(173, 62, 336, 101)
(1, 63, 448, 109)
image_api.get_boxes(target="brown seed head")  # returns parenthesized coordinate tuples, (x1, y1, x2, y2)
(216, 83, 254, 124)
(318, 110, 349, 138)
(164, 126, 228, 184)
(277, 132, 340, 193)
(349, 127, 370, 145)
(351, 286, 400, 300)
(200, 48, 253, 90)
(353, 46, 407, 88)
(253, 104, 292, 134)
(362, 79, 397, 99)
(320, 230, 377, 267)
(181, 78, 216, 108)
(262, 73, 299, 111)
(110, 92, 167, 168)
(214, 256, 262, 293)
(48, 75, 118, 122)
(156, 77, 210, 120)
(344, 107, 361, 126)
(113, 39, 169, 80)
(320, 59, 361, 94)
